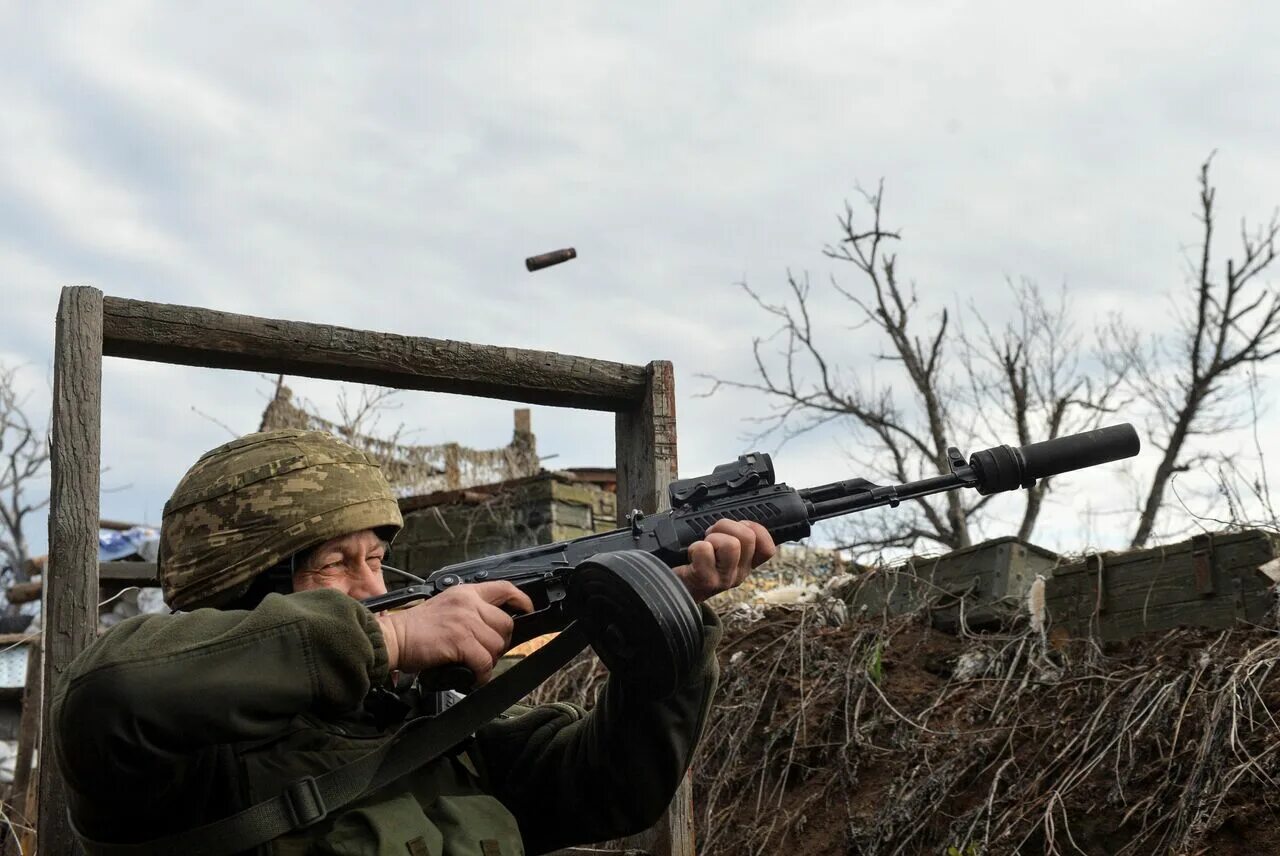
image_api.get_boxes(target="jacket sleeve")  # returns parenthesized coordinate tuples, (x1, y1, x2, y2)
(52, 589, 390, 796)
(469, 604, 722, 855)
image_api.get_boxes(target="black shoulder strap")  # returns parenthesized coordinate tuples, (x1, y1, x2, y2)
(71, 625, 590, 856)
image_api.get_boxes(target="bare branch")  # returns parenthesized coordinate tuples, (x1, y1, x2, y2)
(1123, 155, 1280, 546)
(707, 184, 1129, 552)
(0, 364, 50, 572)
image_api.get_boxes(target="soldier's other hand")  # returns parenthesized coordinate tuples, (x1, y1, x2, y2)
(676, 519, 776, 603)
(375, 581, 533, 684)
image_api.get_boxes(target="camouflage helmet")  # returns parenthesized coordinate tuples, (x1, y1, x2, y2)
(160, 429, 403, 611)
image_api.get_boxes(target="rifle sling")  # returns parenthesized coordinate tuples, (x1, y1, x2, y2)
(70, 624, 591, 856)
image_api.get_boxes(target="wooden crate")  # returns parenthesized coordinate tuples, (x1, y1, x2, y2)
(848, 536, 1060, 630)
(1045, 529, 1280, 642)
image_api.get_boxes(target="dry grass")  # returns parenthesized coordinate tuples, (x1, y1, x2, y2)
(532, 598, 1280, 855)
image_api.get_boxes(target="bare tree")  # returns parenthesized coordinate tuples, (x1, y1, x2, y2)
(334, 383, 405, 445)
(958, 280, 1126, 539)
(705, 183, 1121, 555)
(1114, 156, 1280, 548)
(0, 364, 50, 575)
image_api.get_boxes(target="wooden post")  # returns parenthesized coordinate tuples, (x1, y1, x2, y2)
(41, 293, 696, 854)
(615, 361, 694, 856)
(40, 286, 104, 856)
(6, 639, 41, 856)
(615, 361, 678, 516)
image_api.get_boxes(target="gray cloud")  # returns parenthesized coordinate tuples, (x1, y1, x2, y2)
(2, 2, 1277, 557)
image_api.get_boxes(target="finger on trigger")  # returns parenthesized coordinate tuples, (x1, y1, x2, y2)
(473, 621, 509, 659)
(478, 602, 518, 646)
(460, 637, 496, 685)
(475, 580, 535, 614)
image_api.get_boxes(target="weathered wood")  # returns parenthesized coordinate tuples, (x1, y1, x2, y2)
(1047, 530, 1279, 641)
(1054, 595, 1259, 643)
(101, 296, 649, 411)
(43, 291, 697, 853)
(98, 518, 145, 531)
(615, 361, 678, 516)
(845, 537, 1060, 632)
(620, 779, 696, 856)
(615, 360, 692, 856)
(1064, 537, 1273, 612)
(18, 779, 37, 856)
(98, 560, 159, 584)
(41, 286, 104, 856)
(10, 639, 42, 829)
(5, 581, 41, 605)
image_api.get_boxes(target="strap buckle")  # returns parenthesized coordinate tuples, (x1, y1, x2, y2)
(283, 776, 327, 828)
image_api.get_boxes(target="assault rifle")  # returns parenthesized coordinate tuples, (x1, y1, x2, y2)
(97, 425, 1139, 856)
(364, 423, 1139, 694)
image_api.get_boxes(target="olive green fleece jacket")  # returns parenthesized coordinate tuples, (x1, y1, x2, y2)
(53, 588, 722, 856)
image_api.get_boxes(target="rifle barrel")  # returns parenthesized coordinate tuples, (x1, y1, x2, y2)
(807, 472, 969, 522)
(806, 423, 1140, 521)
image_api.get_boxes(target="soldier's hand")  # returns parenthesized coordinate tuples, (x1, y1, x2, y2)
(375, 581, 534, 684)
(675, 519, 776, 603)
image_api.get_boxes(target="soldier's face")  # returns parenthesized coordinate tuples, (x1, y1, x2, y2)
(291, 529, 389, 600)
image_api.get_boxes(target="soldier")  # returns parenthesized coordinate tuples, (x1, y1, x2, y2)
(53, 429, 774, 855)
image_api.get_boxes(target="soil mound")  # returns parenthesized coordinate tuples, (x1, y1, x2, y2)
(533, 604, 1280, 855)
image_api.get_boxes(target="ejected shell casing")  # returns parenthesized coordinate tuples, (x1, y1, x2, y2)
(525, 247, 577, 271)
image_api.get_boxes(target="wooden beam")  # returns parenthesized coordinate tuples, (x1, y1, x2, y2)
(101, 296, 649, 411)
(98, 518, 147, 531)
(5, 582, 41, 605)
(614, 360, 694, 856)
(41, 286, 104, 856)
(98, 561, 159, 584)
(9, 561, 159, 608)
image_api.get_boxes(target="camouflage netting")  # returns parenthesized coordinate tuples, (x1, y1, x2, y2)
(529, 592, 1280, 855)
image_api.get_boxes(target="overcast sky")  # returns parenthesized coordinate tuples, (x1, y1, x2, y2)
(3, 2, 1278, 560)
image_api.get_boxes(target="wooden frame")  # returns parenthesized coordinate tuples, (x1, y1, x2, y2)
(42, 287, 691, 856)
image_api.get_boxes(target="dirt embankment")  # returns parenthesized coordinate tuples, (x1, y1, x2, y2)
(535, 604, 1280, 855)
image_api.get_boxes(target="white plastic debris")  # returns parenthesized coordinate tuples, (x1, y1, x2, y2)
(1027, 574, 1048, 636)
(821, 599, 849, 627)
(758, 584, 820, 605)
(0, 740, 14, 784)
(137, 588, 168, 614)
(724, 602, 765, 623)
(953, 650, 991, 681)
(821, 572, 859, 601)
